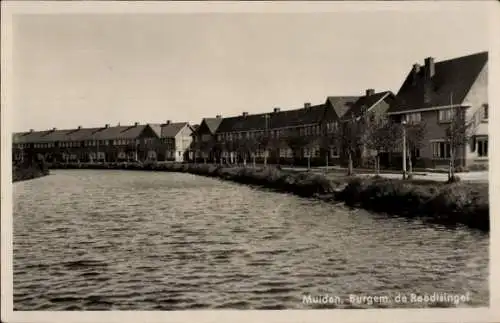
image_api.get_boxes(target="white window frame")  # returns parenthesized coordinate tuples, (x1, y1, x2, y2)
(330, 146, 339, 158)
(406, 112, 421, 124)
(477, 137, 488, 157)
(431, 140, 451, 159)
(438, 109, 453, 123)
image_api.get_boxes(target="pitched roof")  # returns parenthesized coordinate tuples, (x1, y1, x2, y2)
(341, 91, 392, 121)
(203, 118, 223, 134)
(150, 122, 188, 138)
(326, 96, 360, 119)
(65, 128, 102, 141)
(215, 104, 327, 134)
(91, 125, 152, 140)
(389, 51, 488, 113)
(12, 124, 157, 143)
(12, 131, 43, 144)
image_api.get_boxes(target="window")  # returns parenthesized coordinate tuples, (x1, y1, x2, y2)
(438, 109, 453, 123)
(314, 146, 320, 157)
(477, 138, 488, 157)
(330, 146, 339, 157)
(483, 104, 488, 120)
(406, 112, 421, 124)
(432, 141, 451, 159)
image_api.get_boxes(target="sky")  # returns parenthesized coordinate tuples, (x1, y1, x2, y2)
(9, 4, 491, 132)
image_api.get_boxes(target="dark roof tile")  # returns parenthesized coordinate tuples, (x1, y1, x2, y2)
(150, 122, 188, 138)
(326, 96, 360, 119)
(341, 91, 392, 121)
(389, 51, 488, 113)
(216, 104, 327, 133)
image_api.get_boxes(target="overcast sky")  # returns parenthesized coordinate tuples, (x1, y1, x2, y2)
(10, 3, 490, 132)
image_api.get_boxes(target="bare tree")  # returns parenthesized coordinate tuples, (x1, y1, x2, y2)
(199, 140, 215, 164)
(363, 116, 400, 175)
(257, 133, 271, 166)
(445, 105, 478, 181)
(336, 113, 366, 176)
(243, 136, 260, 167)
(234, 137, 254, 167)
(404, 121, 427, 177)
(224, 140, 237, 165)
(285, 132, 310, 169)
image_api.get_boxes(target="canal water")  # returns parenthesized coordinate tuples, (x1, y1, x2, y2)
(13, 170, 489, 310)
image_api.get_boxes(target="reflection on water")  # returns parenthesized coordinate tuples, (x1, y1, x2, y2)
(13, 170, 489, 310)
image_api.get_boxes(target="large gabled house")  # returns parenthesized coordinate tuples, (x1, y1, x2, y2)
(190, 116, 223, 162)
(339, 89, 397, 167)
(387, 51, 488, 169)
(150, 121, 193, 162)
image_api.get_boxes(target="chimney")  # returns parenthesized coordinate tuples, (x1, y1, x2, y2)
(166, 120, 171, 125)
(242, 112, 248, 117)
(29, 129, 34, 133)
(412, 63, 421, 85)
(134, 122, 139, 126)
(424, 57, 435, 79)
(304, 102, 311, 109)
(52, 127, 56, 131)
(105, 124, 110, 128)
(273, 107, 280, 113)
(366, 89, 375, 96)
(423, 57, 435, 104)
(77, 125, 82, 129)
(216, 115, 222, 119)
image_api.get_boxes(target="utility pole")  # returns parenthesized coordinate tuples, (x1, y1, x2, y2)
(264, 114, 269, 166)
(402, 119, 407, 179)
(449, 92, 454, 180)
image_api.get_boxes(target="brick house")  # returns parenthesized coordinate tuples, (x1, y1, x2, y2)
(339, 89, 397, 167)
(386, 51, 488, 169)
(150, 121, 194, 162)
(210, 97, 357, 166)
(189, 116, 223, 162)
(13, 123, 161, 163)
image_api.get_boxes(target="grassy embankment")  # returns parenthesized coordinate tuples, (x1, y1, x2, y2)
(50, 162, 489, 232)
(13, 159, 50, 182)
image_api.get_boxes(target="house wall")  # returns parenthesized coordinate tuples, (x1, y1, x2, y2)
(463, 64, 489, 167)
(406, 64, 489, 169)
(174, 125, 193, 162)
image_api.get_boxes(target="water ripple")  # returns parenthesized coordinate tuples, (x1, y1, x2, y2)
(13, 169, 489, 310)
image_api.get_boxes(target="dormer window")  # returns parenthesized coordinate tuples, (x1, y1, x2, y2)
(438, 109, 453, 123)
(406, 112, 421, 124)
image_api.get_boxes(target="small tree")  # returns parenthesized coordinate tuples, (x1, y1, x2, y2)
(285, 133, 310, 168)
(364, 116, 400, 175)
(445, 106, 477, 181)
(234, 137, 251, 167)
(336, 113, 366, 176)
(319, 127, 336, 172)
(224, 140, 238, 165)
(200, 140, 215, 164)
(257, 133, 271, 166)
(244, 137, 260, 167)
(404, 121, 427, 177)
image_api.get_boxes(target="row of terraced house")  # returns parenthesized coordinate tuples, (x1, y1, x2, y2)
(12, 51, 489, 169)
